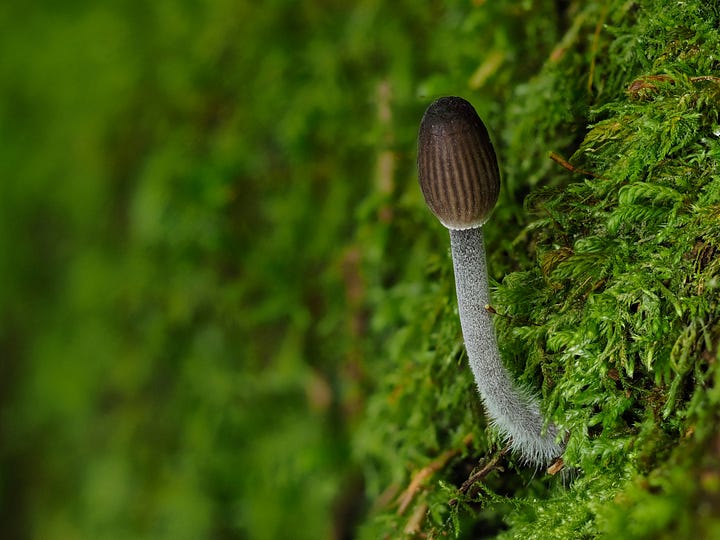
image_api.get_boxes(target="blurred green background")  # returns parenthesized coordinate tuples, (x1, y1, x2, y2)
(0, 1, 564, 538)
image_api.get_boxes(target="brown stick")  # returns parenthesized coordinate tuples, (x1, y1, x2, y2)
(549, 151, 607, 180)
(458, 445, 510, 496)
(587, 2, 609, 94)
(396, 434, 474, 515)
(547, 457, 565, 475)
(690, 75, 720, 84)
(403, 503, 429, 535)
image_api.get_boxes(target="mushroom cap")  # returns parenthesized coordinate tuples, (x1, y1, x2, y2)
(417, 96, 500, 230)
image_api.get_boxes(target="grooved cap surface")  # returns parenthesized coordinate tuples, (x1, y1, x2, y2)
(417, 96, 500, 229)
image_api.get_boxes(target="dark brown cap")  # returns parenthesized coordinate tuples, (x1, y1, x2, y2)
(417, 96, 500, 229)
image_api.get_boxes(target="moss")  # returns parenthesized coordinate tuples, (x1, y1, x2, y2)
(355, 1, 720, 537)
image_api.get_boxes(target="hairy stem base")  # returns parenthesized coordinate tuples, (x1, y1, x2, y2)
(450, 227, 562, 467)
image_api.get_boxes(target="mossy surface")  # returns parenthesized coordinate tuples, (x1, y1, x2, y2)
(356, 1, 720, 538)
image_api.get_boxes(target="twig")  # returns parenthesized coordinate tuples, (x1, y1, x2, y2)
(458, 445, 510, 496)
(549, 151, 607, 180)
(690, 75, 720, 84)
(396, 434, 473, 515)
(587, 2, 609, 94)
(403, 503, 429, 536)
(547, 457, 565, 475)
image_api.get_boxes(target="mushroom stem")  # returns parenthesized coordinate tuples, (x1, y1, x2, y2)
(450, 227, 562, 467)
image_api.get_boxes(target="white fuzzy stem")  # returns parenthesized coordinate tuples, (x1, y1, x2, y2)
(449, 227, 562, 467)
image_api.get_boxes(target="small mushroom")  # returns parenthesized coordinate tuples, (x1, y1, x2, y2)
(418, 96, 562, 467)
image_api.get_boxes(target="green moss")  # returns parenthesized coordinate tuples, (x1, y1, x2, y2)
(356, 0, 720, 538)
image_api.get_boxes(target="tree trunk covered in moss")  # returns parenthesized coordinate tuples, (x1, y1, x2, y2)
(1, 1, 720, 539)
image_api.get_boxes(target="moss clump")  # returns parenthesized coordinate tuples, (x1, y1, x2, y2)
(356, 1, 720, 538)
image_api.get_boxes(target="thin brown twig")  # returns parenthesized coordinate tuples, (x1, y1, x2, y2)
(587, 2, 610, 94)
(549, 151, 607, 180)
(547, 457, 565, 475)
(690, 75, 720, 84)
(458, 445, 510, 496)
(396, 434, 474, 515)
(403, 503, 429, 536)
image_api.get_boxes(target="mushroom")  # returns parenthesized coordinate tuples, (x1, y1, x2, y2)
(417, 96, 562, 467)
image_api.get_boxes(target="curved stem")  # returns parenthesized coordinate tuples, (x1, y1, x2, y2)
(449, 227, 562, 467)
